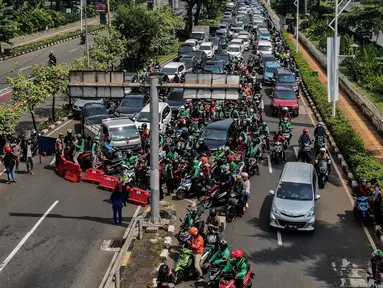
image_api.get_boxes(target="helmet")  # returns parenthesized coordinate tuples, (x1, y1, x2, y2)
(50, 51, 53, 54)
(372, 249, 383, 258)
(158, 263, 170, 277)
(59, 133, 64, 137)
(228, 155, 235, 162)
(180, 106, 185, 110)
(230, 249, 243, 260)
(193, 159, 199, 166)
(5, 146, 12, 153)
(282, 107, 288, 111)
(250, 108, 254, 113)
(361, 178, 368, 186)
(210, 208, 217, 217)
(262, 122, 267, 126)
(190, 206, 197, 213)
(76, 134, 82, 139)
(284, 117, 288, 122)
(219, 239, 228, 249)
(319, 147, 326, 154)
(126, 150, 132, 155)
(67, 129, 72, 134)
(201, 156, 208, 164)
(236, 175, 242, 181)
(141, 123, 147, 129)
(224, 146, 230, 152)
(318, 122, 324, 127)
(189, 227, 199, 236)
(211, 101, 215, 105)
(238, 136, 243, 141)
(241, 172, 249, 179)
(255, 100, 260, 104)
(303, 128, 309, 134)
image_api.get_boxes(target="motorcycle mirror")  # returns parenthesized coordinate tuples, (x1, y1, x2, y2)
(315, 194, 321, 200)
(269, 190, 275, 195)
(179, 218, 183, 222)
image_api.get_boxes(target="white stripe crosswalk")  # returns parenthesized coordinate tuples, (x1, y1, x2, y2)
(332, 259, 367, 287)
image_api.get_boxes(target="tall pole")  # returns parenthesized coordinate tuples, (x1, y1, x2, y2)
(107, 0, 111, 28)
(85, 4, 90, 69)
(80, 0, 83, 32)
(332, 0, 338, 117)
(149, 77, 160, 224)
(296, 0, 299, 53)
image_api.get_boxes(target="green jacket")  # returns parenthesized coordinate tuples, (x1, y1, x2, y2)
(165, 163, 173, 179)
(191, 165, 200, 179)
(239, 132, 248, 144)
(223, 257, 248, 280)
(91, 142, 97, 156)
(75, 139, 85, 153)
(229, 161, 238, 174)
(211, 247, 231, 265)
(279, 121, 292, 131)
(125, 155, 138, 167)
(159, 135, 164, 147)
(260, 126, 270, 136)
(177, 110, 188, 117)
(248, 144, 260, 157)
(215, 151, 225, 160)
(167, 151, 179, 161)
(231, 110, 240, 119)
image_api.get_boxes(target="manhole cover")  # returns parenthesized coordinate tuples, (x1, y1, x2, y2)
(110, 238, 125, 248)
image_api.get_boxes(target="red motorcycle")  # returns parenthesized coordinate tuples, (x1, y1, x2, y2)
(201, 182, 228, 209)
(219, 268, 254, 288)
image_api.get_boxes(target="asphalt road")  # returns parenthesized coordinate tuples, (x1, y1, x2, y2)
(173, 48, 374, 288)
(0, 120, 138, 288)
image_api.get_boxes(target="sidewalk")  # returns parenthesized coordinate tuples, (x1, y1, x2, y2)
(5, 16, 100, 48)
(288, 34, 383, 164)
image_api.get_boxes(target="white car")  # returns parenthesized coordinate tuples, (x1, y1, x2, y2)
(227, 44, 242, 58)
(160, 62, 186, 81)
(238, 35, 250, 51)
(199, 42, 214, 59)
(184, 39, 200, 51)
(135, 102, 172, 134)
(230, 38, 245, 53)
(231, 27, 244, 38)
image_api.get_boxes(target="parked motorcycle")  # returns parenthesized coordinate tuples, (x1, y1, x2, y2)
(219, 267, 254, 288)
(176, 177, 193, 200)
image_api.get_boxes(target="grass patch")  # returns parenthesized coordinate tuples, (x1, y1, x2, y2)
(199, 12, 223, 26)
(157, 41, 184, 63)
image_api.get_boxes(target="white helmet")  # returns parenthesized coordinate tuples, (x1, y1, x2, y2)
(319, 147, 326, 153)
(250, 108, 254, 113)
(282, 107, 288, 111)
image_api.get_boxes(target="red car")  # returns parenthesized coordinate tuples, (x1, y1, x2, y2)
(270, 86, 300, 117)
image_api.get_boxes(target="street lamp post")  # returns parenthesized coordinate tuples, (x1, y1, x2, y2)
(294, 0, 299, 53)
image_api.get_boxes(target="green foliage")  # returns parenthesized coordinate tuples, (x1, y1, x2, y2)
(0, 104, 22, 136)
(113, 4, 183, 69)
(271, 0, 296, 16)
(282, 30, 383, 182)
(0, 0, 18, 44)
(198, 11, 222, 25)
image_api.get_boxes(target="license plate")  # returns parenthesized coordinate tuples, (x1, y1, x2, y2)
(283, 133, 289, 138)
(286, 225, 297, 229)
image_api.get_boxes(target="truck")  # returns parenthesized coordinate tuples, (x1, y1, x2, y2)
(190, 25, 209, 43)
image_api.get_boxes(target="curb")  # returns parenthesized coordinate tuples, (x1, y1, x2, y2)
(40, 117, 69, 135)
(0, 27, 106, 61)
(372, 219, 383, 247)
(159, 54, 177, 66)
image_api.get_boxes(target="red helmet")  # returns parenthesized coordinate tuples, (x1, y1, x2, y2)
(189, 227, 198, 236)
(228, 155, 235, 162)
(5, 146, 12, 153)
(201, 156, 208, 164)
(303, 128, 309, 134)
(211, 101, 215, 105)
(230, 249, 243, 260)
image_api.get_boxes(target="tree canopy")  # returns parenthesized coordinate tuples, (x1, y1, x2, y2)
(0, 0, 18, 45)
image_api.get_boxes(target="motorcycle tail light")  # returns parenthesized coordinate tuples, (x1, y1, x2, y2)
(126, 140, 130, 144)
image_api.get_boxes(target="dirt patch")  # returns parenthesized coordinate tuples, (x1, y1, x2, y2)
(121, 229, 166, 288)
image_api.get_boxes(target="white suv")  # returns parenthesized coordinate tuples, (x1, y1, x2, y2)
(199, 42, 215, 59)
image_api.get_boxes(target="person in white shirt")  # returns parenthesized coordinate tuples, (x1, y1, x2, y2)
(241, 172, 250, 212)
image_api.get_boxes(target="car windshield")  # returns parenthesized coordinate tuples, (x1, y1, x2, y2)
(190, 51, 203, 58)
(276, 182, 313, 201)
(276, 89, 297, 99)
(191, 32, 205, 40)
(259, 45, 271, 51)
(121, 98, 143, 107)
(202, 128, 227, 141)
(182, 58, 194, 67)
(161, 67, 177, 74)
(216, 32, 225, 37)
(228, 46, 240, 52)
(137, 112, 161, 122)
(214, 54, 229, 61)
(168, 90, 184, 102)
(109, 126, 139, 141)
(260, 33, 270, 38)
(200, 45, 211, 51)
(179, 46, 193, 53)
(204, 66, 220, 73)
(84, 106, 107, 117)
(278, 74, 296, 83)
(265, 67, 277, 73)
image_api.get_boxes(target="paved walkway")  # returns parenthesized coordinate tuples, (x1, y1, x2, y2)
(5, 16, 100, 47)
(289, 34, 383, 163)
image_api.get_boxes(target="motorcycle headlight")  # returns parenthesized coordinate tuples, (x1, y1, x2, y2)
(305, 207, 315, 217)
(271, 203, 280, 215)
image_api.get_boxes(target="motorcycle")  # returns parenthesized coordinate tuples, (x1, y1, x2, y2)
(80, 33, 86, 45)
(175, 177, 193, 200)
(226, 192, 244, 223)
(316, 135, 325, 154)
(367, 260, 383, 287)
(48, 59, 56, 66)
(219, 267, 254, 288)
(316, 158, 329, 188)
(354, 196, 371, 226)
(300, 140, 313, 163)
(99, 148, 124, 174)
(246, 157, 259, 176)
(201, 183, 228, 209)
(271, 142, 284, 164)
(207, 264, 225, 287)
(282, 128, 292, 145)
(177, 206, 205, 242)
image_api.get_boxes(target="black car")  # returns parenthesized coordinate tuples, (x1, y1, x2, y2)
(167, 88, 186, 111)
(145, 73, 170, 95)
(178, 44, 193, 58)
(179, 55, 199, 73)
(203, 61, 223, 73)
(210, 36, 224, 52)
(259, 54, 276, 73)
(81, 103, 109, 135)
(198, 119, 238, 151)
(213, 52, 231, 67)
(189, 51, 208, 68)
(114, 94, 149, 118)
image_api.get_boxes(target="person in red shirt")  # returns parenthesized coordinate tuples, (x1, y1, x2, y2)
(358, 178, 371, 197)
(187, 227, 205, 282)
(279, 106, 292, 125)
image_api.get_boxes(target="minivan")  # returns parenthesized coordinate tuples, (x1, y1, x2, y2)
(269, 162, 321, 232)
(273, 68, 299, 93)
(256, 40, 273, 55)
(135, 102, 172, 133)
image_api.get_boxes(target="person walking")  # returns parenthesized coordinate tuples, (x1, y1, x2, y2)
(110, 186, 124, 224)
(23, 139, 34, 175)
(55, 133, 64, 169)
(4, 146, 16, 184)
(73, 134, 85, 165)
(10, 138, 21, 172)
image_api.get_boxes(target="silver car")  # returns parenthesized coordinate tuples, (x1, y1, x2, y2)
(269, 162, 321, 231)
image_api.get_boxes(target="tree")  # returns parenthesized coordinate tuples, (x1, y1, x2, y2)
(31, 64, 69, 122)
(8, 73, 47, 131)
(271, 0, 296, 16)
(0, 0, 18, 52)
(0, 104, 22, 136)
(182, 0, 198, 34)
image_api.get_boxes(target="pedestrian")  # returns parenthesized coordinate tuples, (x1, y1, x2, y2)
(10, 138, 21, 172)
(73, 134, 84, 165)
(373, 184, 382, 223)
(110, 186, 124, 224)
(23, 139, 34, 174)
(91, 136, 99, 168)
(55, 133, 64, 169)
(4, 146, 16, 184)
(241, 172, 250, 212)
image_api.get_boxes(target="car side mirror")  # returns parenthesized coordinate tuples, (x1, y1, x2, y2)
(315, 194, 321, 200)
(269, 190, 275, 195)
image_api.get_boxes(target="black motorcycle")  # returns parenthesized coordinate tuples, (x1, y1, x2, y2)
(80, 33, 86, 45)
(316, 158, 329, 188)
(226, 192, 244, 222)
(101, 148, 124, 174)
(246, 156, 260, 176)
(300, 140, 314, 163)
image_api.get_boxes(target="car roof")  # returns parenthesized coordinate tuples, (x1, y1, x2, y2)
(140, 102, 169, 112)
(280, 162, 314, 184)
(201, 42, 213, 46)
(185, 39, 197, 43)
(103, 118, 136, 128)
(276, 68, 293, 74)
(163, 62, 184, 68)
(205, 118, 234, 130)
(228, 44, 241, 47)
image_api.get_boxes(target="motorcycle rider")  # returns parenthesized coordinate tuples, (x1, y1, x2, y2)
(369, 249, 383, 281)
(247, 137, 262, 161)
(231, 107, 240, 119)
(206, 208, 222, 232)
(48, 51, 56, 65)
(298, 128, 311, 161)
(104, 136, 113, 154)
(314, 122, 325, 139)
(156, 263, 175, 287)
(177, 106, 188, 118)
(173, 73, 180, 83)
(279, 117, 292, 131)
(353, 178, 372, 215)
(215, 106, 225, 119)
(315, 147, 331, 174)
(187, 227, 205, 282)
(64, 129, 74, 150)
(191, 159, 201, 197)
(210, 240, 230, 266)
(233, 174, 246, 196)
(272, 130, 288, 160)
(55, 133, 64, 168)
(242, 172, 250, 211)
(222, 250, 249, 288)
(259, 122, 270, 151)
(73, 134, 85, 165)
(167, 146, 179, 162)
(227, 155, 239, 174)
(124, 150, 138, 168)
(279, 107, 291, 125)
(201, 156, 211, 183)
(163, 158, 174, 195)
(140, 123, 150, 149)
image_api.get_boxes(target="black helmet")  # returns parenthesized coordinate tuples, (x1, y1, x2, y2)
(158, 263, 170, 277)
(219, 239, 228, 249)
(141, 123, 147, 129)
(210, 208, 217, 217)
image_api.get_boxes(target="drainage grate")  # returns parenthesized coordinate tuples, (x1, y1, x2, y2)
(110, 238, 125, 249)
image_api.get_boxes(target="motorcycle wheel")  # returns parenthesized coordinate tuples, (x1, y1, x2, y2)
(226, 205, 236, 222)
(177, 229, 189, 242)
(174, 270, 185, 284)
(318, 179, 324, 189)
(176, 189, 185, 200)
(203, 198, 213, 209)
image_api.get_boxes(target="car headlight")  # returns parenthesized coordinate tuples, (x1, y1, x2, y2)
(305, 207, 315, 217)
(292, 104, 299, 108)
(271, 203, 280, 215)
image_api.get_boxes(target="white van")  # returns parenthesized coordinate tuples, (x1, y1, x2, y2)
(135, 102, 172, 134)
(256, 40, 273, 55)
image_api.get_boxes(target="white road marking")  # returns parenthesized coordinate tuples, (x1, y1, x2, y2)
(50, 158, 56, 166)
(267, 155, 272, 173)
(301, 92, 377, 251)
(68, 48, 78, 53)
(19, 65, 31, 71)
(0, 200, 59, 273)
(293, 146, 299, 160)
(261, 99, 264, 110)
(46, 119, 73, 136)
(277, 230, 282, 245)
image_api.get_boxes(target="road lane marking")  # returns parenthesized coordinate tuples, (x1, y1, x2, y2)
(50, 157, 56, 166)
(0, 200, 59, 273)
(277, 230, 282, 245)
(261, 99, 264, 110)
(267, 155, 272, 173)
(46, 119, 73, 136)
(19, 65, 31, 71)
(301, 90, 377, 251)
(293, 147, 299, 160)
(68, 48, 78, 53)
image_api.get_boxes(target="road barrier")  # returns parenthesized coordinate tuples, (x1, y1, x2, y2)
(128, 188, 150, 206)
(84, 168, 105, 183)
(99, 175, 119, 191)
(57, 155, 67, 177)
(64, 161, 82, 182)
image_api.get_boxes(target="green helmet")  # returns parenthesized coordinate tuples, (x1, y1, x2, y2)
(239, 136, 243, 141)
(373, 249, 383, 258)
(95, 136, 100, 141)
(193, 160, 199, 166)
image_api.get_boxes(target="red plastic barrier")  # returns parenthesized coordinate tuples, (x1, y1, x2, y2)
(128, 188, 150, 206)
(57, 155, 67, 177)
(99, 175, 119, 191)
(84, 168, 105, 184)
(64, 161, 82, 182)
